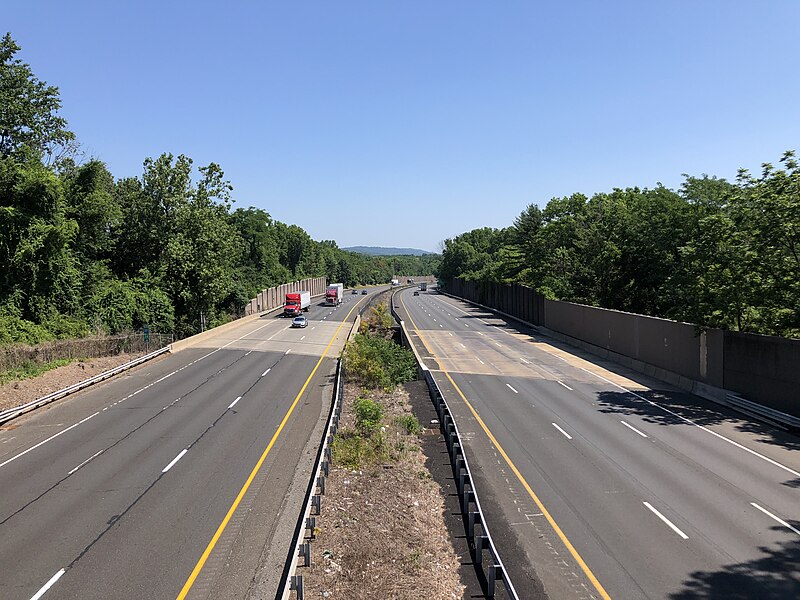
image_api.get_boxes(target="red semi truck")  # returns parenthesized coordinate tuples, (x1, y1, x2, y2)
(325, 283, 344, 306)
(283, 291, 311, 317)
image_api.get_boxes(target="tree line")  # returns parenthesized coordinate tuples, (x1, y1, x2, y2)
(0, 34, 439, 344)
(439, 155, 800, 338)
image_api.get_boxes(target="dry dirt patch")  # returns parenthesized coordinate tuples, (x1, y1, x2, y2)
(303, 382, 465, 600)
(0, 353, 164, 413)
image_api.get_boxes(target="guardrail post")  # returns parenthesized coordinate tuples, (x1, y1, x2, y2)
(305, 517, 316, 538)
(317, 476, 326, 495)
(487, 564, 497, 598)
(299, 542, 311, 566)
(462, 487, 474, 512)
(290, 575, 304, 600)
(312, 494, 321, 515)
(472, 535, 489, 565)
(467, 510, 481, 539)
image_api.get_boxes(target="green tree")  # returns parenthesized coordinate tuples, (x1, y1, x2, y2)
(0, 33, 75, 162)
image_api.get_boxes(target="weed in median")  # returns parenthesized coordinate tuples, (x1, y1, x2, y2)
(354, 397, 384, 435)
(332, 428, 389, 469)
(395, 414, 422, 435)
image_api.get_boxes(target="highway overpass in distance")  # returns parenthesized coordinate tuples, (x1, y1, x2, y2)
(394, 284, 800, 600)
(0, 288, 383, 600)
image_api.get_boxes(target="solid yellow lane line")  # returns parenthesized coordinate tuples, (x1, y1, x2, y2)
(176, 297, 367, 600)
(398, 290, 612, 600)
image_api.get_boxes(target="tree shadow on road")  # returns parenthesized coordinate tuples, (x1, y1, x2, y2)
(594, 389, 800, 486)
(668, 526, 800, 599)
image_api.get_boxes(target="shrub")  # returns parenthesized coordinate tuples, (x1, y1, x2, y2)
(332, 431, 368, 469)
(354, 397, 384, 436)
(332, 429, 388, 469)
(395, 414, 422, 435)
(343, 333, 417, 390)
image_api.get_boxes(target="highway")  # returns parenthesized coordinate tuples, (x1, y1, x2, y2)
(394, 286, 800, 600)
(0, 288, 378, 600)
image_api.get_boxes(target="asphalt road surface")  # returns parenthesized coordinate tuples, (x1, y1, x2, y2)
(0, 288, 381, 600)
(394, 285, 800, 600)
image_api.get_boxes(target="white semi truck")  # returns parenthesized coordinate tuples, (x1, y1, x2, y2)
(326, 283, 344, 305)
(284, 291, 311, 317)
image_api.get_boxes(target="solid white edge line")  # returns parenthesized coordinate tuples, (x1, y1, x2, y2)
(67, 449, 105, 475)
(3, 321, 277, 471)
(30, 568, 66, 600)
(557, 380, 573, 391)
(441, 293, 800, 479)
(162, 449, 188, 473)
(552, 423, 573, 440)
(751, 502, 800, 536)
(0, 412, 99, 470)
(643, 501, 688, 539)
(620, 420, 649, 438)
(559, 360, 800, 478)
(261, 368, 271, 377)
(228, 396, 242, 409)
(506, 383, 519, 394)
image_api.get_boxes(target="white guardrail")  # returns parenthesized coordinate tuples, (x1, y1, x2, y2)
(279, 302, 366, 600)
(0, 346, 170, 425)
(391, 288, 520, 599)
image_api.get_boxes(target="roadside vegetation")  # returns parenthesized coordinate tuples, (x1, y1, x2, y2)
(0, 358, 73, 386)
(439, 154, 800, 338)
(308, 301, 463, 598)
(0, 33, 439, 345)
(335, 302, 418, 467)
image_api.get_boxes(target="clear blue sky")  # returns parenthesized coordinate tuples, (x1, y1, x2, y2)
(5, 1, 799, 252)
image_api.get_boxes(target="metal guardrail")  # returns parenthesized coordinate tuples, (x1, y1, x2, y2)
(424, 369, 519, 599)
(278, 358, 344, 600)
(439, 289, 800, 432)
(390, 288, 519, 599)
(0, 346, 171, 425)
(279, 294, 375, 599)
(724, 393, 800, 431)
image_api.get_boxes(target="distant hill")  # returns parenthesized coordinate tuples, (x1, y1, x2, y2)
(343, 246, 435, 256)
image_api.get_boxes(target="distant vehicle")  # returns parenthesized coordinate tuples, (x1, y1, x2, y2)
(408, 278, 414, 284)
(362, 289, 368, 295)
(326, 283, 344, 306)
(413, 291, 419, 296)
(284, 291, 311, 317)
(291, 316, 308, 328)
(352, 289, 358, 295)
(391, 279, 399, 286)
(420, 282, 427, 291)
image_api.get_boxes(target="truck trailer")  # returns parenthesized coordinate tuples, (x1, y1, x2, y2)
(326, 283, 344, 306)
(420, 282, 427, 291)
(284, 291, 311, 317)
